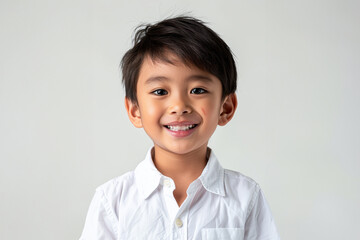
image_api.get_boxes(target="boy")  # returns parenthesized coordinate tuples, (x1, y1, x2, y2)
(80, 16, 280, 240)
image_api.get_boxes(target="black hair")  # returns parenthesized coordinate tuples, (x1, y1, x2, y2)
(121, 16, 237, 103)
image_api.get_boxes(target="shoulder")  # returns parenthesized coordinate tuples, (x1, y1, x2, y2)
(223, 169, 261, 209)
(95, 171, 136, 201)
(224, 169, 259, 190)
(223, 171, 281, 238)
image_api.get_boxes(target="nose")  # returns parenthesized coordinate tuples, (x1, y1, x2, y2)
(168, 94, 192, 115)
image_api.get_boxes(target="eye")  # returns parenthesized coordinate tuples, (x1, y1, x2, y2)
(151, 89, 168, 96)
(190, 88, 207, 94)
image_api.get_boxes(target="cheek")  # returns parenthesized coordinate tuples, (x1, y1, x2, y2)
(145, 104, 157, 116)
(140, 100, 163, 122)
(201, 107, 206, 116)
(201, 105, 220, 123)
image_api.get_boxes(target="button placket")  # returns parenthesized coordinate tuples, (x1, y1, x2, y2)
(173, 201, 190, 239)
(173, 217, 185, 240)
(162, 177, 180, 227)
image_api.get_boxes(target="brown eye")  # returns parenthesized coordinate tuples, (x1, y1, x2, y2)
(190, 88, 207, 94)
(152, 89, 168, 95)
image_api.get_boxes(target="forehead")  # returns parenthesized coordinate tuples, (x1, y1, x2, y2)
(138, 53, 217, 85)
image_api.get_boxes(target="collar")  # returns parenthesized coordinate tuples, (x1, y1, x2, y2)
(134, 147, 225, 200)
(134, 148, 162, 199)
(198, 149, 225, 197)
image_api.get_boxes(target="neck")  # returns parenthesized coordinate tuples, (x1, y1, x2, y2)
(152, 145, 209, 181)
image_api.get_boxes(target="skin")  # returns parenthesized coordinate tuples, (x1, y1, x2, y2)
(125, 53, 237, 206)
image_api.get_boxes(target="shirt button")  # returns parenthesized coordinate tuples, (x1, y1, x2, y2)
(175, 218, 183, 228)
(164, 179, 171, 188)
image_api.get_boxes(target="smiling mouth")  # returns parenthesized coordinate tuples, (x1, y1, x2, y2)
(164, 124, 198, 131)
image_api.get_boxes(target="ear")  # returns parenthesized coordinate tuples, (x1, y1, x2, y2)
(218, 93, 237, 126)
(125, 97, 143, 128)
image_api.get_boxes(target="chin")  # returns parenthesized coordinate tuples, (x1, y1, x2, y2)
(161, 143, 207, 156)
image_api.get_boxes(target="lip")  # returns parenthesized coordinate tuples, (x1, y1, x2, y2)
(163, 121, 199, 138)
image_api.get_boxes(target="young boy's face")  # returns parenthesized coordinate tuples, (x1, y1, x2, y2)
(126, 52, 236, 156)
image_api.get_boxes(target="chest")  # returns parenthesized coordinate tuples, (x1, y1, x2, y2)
(117, 187, 246, 240)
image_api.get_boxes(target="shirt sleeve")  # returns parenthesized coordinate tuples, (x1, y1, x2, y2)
(79, 188, 118, 240)
(244, 186, 280, 240)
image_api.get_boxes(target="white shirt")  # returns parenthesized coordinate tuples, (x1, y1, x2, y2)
(80, 148, 280, 240)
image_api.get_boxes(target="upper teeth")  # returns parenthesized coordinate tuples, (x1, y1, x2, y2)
(167, 124, 196, 131)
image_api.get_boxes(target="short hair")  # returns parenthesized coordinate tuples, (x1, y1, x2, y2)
(121, 16, 237, 103)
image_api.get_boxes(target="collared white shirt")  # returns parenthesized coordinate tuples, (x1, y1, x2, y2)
(80, 148, 280, 240)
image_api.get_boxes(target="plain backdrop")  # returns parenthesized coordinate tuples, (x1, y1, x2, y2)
(1, 0, 359, 239)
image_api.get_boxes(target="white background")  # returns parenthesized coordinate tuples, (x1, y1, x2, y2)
(1, 0, 359, 239)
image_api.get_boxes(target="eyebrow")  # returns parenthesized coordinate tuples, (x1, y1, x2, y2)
(187, 75, 214, 83)
(144, 76, 169, 85)
(144, 75, 214, 85)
